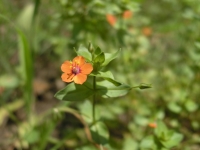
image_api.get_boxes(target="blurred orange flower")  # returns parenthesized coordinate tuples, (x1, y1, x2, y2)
(123, 10, 133, 19)
(106, 14, 117, 26)
(142, 27, 152, 36)
(0, 87, 4, 95)
(61, 56, 93, 84)
(148, 122, 157, 128)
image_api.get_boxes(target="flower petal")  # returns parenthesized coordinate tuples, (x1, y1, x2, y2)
(61, 73, 74, 83)
(61, 61, 72, 73)
(80, 63, 93, 75)
(73, 73, 87, 84)
(73, 56, 85, 66)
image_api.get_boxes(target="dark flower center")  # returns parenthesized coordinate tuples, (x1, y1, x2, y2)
(72, 66, 80, 75)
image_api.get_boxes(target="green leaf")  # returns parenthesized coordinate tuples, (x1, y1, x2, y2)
(93, 52, 105, 71)
(195, 42, 200, 49)
(18, 30, 33, 86)
(0, 74, 19, 88)
(134, 115, 149, 126)
(23, 129, 39, 144)
(96, 80, 131, 98)
(160, 132, 183, 148)
(94, 47, 102, 55)
(91, 71, 121, 86)
(76, 45, 92, 61)
(16, 4, 34, 31)
(167, 102, 182, 113)
(155, 121, 168, 139)
(90, 121, 109, 145)
(54, 82, 94, 101)
(102, 50, 120, 66)
(75, 145, 97, 150)
(33, 0, 41, 22)
(154, 121, 184, 148)
(140, 135, 155, 149)
(184, 100, 198, 112)
(139, 83, 152, 89)
(123, 137, 138, 150)
(94, 52, 105, 64)
(18, 29, 33, 112)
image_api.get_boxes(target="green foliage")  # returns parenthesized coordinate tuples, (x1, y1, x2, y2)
(90, 121, 109, 145)
(75, 45, 92, 62)
(91, 71, 121, 86)
(18, 27, 33, 116)
(96, 80, 131, 98)
(55, 46, 144, 101)
(140, 121, 183, 150)
(154, 121, 184, 149)
(55, 82, 93, 101)
(55, 45, 151, 149)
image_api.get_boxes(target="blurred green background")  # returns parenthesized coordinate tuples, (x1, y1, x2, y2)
(0, 0, 200, 149)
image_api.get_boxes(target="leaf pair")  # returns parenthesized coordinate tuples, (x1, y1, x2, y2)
(54, 80, 131, 101)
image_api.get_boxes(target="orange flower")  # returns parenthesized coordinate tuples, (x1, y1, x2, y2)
(61, 56, 93, 84)
(0, 87, 4, 95)
(148, 122, 157, 128)
(142, 27, 152, 36)
(123, 10, 132, 19)
(106, 14, 117, 26)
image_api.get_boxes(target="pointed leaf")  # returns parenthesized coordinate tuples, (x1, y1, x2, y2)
(96, 80, 131, 98)
(94, 47, 102, 55)
(76, 45, 92, 61)
(91, 71, 121, 86)
(93, 52, 105, 71)
(102, 50, 120, 66)
(18, 29, 33, 105)
(54, 82, 93, 101)
(94, 52, 105, 64)
(17, 4, 34, 31)
(139, 83, 152, 89)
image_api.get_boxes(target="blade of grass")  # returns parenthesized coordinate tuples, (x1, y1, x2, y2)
(0, 14, 34, 116)
(32, 0, 41, 22)
(18, 29, 33, 116)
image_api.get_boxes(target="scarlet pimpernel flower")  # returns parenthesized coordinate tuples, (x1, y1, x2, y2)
(148, 122, 157, 128)
(106, 14, 117, 26)
(123, 10, 132, 19)
(61, 56, 93, 84)
(142, 27, 152, 36)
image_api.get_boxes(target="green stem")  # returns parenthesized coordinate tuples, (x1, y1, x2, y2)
(93, 76, 96, 123)
(100, 144, 104, 150)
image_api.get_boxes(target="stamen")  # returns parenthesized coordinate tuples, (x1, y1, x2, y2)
(72, 66, 80, 75)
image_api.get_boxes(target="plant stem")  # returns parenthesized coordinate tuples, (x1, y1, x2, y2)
(93, 76, 96, 123)
(100, 144, 104, 150)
